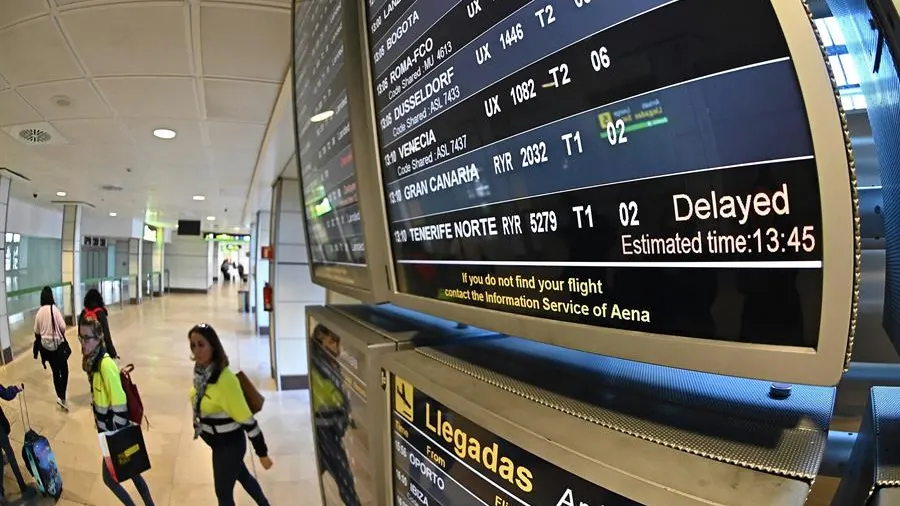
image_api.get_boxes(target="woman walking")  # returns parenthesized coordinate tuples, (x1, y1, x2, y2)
(33, 287, 69, 410)
(80, 314, 155, 506)
(82, 288, 119, 359)
(189, 323, 272, 506)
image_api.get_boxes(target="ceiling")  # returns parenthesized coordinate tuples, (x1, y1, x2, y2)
(0, 0, 292, 231)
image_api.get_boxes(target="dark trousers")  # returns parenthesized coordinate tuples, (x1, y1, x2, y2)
(317, 425, 362, 506)
(209, 437, 270, 506)
(101, 461, 154, 506)
(46, 348, 68, 401)
(0, 429, 28, 496)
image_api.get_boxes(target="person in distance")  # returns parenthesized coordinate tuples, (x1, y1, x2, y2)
(81, 288, 119, 359)
(82, 315, 155, 506)
(0, 383, 37, 505)
(189, 323, 272, 506)
(33, 286, 70, 410)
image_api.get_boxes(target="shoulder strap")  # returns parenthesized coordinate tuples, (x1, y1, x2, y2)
(50, 306, 63, 341)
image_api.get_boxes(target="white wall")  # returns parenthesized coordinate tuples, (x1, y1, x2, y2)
(255, 212, 270, 331)
(271, 179, 325, 387)
(6, 198, 62, 238)
(164, 235, 211, 291)
(80, 213, 139, 239)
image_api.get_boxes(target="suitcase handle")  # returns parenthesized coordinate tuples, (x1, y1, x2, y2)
(18, 388, 30, 431)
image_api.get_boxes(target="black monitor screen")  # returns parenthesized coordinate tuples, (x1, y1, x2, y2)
(293, 0, 371, 290)
(363, 0, 837, 347)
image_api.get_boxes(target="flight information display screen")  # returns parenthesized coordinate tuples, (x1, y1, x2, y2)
(364, 0, 834, 347)
(293, 0, 370, 289)
(390, 374, 643, 506)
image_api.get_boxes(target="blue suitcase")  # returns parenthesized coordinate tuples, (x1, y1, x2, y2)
(19, 392, 63, 499)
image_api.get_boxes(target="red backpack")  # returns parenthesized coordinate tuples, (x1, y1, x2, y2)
(119, 364, 147, 427)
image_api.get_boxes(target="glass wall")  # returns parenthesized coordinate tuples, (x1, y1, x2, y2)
(5, 234, 62, 293)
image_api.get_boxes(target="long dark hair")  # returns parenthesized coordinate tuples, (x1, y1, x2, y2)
(40, 286, 55, 306)
(83, 288, 105, 310)
(188, 324, 229, 371)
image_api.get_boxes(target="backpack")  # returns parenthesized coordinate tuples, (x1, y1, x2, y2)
(120, 364, 148, 427)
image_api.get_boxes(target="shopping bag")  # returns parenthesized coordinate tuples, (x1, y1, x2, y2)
(98, 425, 151, 483)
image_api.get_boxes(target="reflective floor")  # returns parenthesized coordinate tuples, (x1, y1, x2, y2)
(0, 283, 321, 505)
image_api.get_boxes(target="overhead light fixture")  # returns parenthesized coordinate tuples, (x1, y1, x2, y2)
(109, 212, 117, 217)
(310, 110, 334, 123)
(233, 227, 241, 231)
(56, 191, 67, 197)
(152, 128, 177, 140)
(192, 195, 206, 201)
(206, 216, 216, 221)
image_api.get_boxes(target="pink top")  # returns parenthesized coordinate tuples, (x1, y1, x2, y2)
(34, 305, 66, 350)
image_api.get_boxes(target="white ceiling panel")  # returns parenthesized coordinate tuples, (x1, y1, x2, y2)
(1, 0, 290, 227)
(0, 16, 83, 86)
(123, 118, 204, 148)
(0, 0, 49, 29)
(60, 4, 191, 76)
(0, 90, 42, 126)
(96, 77, 199, 119)
(51, 118, 133, 145)
(207, 121, 266, 153)
(204, 79, 279, 123)
(200, 4, 290, 82)
(18, 79, 110, 120)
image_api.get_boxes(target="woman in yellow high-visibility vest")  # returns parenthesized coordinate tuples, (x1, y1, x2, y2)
(81, 315, 155, 506)
(189, 323, 272, 506)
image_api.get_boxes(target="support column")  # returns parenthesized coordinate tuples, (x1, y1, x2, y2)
(128, 238, 143, 304)
(269, 178, 324, 390)
(153, 228, 165, 295)
(61, 204, 83, 325)
(0, 175, 12, 364)
(254, 211, 271, 336)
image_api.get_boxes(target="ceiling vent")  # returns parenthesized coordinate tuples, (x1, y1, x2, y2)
(100, 184, 124, 192)
(2, 122, 68, 146)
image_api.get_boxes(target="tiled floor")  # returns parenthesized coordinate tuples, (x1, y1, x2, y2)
(0, 283, 321, 505)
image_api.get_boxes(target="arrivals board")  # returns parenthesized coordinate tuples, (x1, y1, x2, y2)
(363, 0, 856, 348)
(390, 373, 643, 506)
(293, 0, 370, 289)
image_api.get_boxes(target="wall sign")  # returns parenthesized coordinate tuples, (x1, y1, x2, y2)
(203, 233, 250, 243)
(390, 374, 643, 506)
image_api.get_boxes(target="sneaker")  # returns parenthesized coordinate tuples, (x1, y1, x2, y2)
(56, 398, 69, 411)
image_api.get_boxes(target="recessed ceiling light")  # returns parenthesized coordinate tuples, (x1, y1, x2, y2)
(206, 216, 216, 221)
(310, 110, 335, 123)
(192, 195, 206, 201)
(109, 212, 117, 217)
(233, 227, 241, 231)
(55, 191, 67, 197)
(152, 128, 177, 140)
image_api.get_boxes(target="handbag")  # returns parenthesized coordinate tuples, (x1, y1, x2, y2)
(50, 307, 71, 360)
(236, 371, 265, 414)
(98, 425, 151, 483)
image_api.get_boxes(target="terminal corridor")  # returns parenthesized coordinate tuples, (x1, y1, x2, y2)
(0, 285, 319, 506)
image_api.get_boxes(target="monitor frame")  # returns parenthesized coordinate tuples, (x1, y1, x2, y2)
(351, 0, 859, 385)
(380, 349, 813, 506)
(289, 0, 393, 304)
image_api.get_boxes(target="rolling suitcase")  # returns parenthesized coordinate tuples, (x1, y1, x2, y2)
(19, 391, 63, 499)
